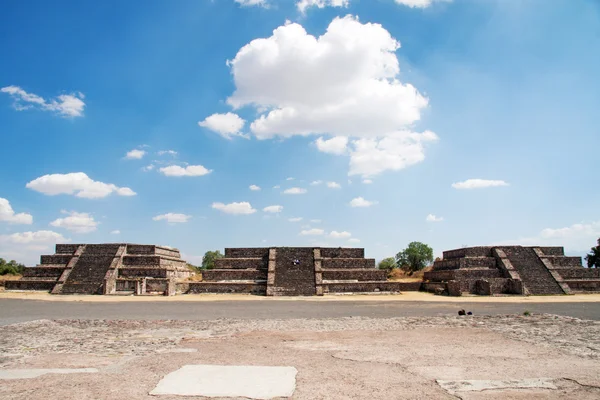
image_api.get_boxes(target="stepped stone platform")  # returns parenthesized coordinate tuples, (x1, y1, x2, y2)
(184, 247, 417, 296)
(5, 244, 192, 295)
(424, 245, 600, 296)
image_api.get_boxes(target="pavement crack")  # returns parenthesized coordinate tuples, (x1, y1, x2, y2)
(562, 377, 600, 391)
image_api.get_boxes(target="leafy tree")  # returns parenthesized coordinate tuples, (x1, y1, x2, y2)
(201, 250, 224, 270)
(0, 258, 26, 275)
(585, 238, 600, 268)
(395, 242, 434, 274)
(378, 257, 397, 270)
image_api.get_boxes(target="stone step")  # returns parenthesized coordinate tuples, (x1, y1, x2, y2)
(322, 269, 386, 281)
(321, 258, 376, 269)
(213, 258, 266, 269)
(202, 269, 268, 282)
(5, 280, 56, 291)
(186, 282, 267, 294)
(322, 281, 421, 293)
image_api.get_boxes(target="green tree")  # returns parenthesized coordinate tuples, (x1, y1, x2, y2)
(585, 238, 600, 268)
(0, 257, 26, 275)
(378, 257, 397, 270)
(395, 242, 434, 274)
(201, 250, 224, 270)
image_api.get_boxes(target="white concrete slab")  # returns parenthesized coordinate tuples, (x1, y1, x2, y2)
(150, 364, 297, 399)
(437, 378, 557, 394)
(0, 368, 99, 380)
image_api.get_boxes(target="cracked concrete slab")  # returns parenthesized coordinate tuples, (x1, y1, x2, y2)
(149, 365, 297, 399)
(437, 378, 557, 394)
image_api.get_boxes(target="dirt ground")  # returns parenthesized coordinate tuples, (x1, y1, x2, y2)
(1, 314, 600, 399)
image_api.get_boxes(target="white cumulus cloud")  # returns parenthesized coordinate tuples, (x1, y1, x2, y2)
(327, 181, 341, 189)
(283, 187, 307, 195)
(249, 184, 261, 191)
(50, 211, 98, 233)
(212, 202, 257, 215)
(315, 136, 348, 155)
(348, 238, 361, 244)
(452, 179, 509, 189)
(198, 112, 247, 139)
(110, 230, 120, 235)
(1, 85, 85, 117)
(263, 205, 283, 213)
(330, 230, 351, 238)
(289, 217, 303, 222)
(159, 165, 212, 177)
(310, 180, 323, 186)
(349, 197, 378, 207)
(300, 228, 325, 236)
(349, 130, 438, 177)
(26, 172, 136, 199)
(426, 214, 444, 222)
(125, 149, 146, 160)
(152, 213, 192, 223)
(0, 198, 33, 224)
(227, 16, 428, 141)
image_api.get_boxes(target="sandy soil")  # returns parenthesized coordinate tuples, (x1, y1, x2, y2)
(2, 290, 600, 303)
(1, 314, 600, 399)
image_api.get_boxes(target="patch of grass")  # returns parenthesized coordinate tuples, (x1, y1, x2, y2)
(523, 310, 531, 316)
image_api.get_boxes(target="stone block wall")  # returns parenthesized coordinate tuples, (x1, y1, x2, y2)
(320, 248, 364, 258)
(213, 258, 267, 269)
(224, 248, 270, 258)
(321, 258, 376, 269)
(322, 269, 387, 281)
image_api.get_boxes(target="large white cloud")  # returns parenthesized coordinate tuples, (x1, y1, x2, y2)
(297, 0, 349, 14)
(0, 198, 33, 224)
(1, 85, 85, 117)
(198, 112, 247, 139)
(219, 16, 437, 176)
(452, 179, 509, 189)
(227, 16, 428, 140)
(212, 202, 257, 215)
(159, 165, 212, 177)
(50, 211, 98, 233)
(26, 172, 136, 199)
(152, 213, 192, 223)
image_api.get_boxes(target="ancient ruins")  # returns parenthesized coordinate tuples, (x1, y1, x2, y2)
(6, 243, 600, 296)
(183, 247, 420, 296)
(5, 244, 192, 295)
(424, 246, 600, 295)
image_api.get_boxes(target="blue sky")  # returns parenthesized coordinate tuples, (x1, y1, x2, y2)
(1, 0, 599, 266)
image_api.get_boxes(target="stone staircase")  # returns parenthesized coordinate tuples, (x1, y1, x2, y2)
(60, 245, 124, 294)
(500, 247, 565, 295)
